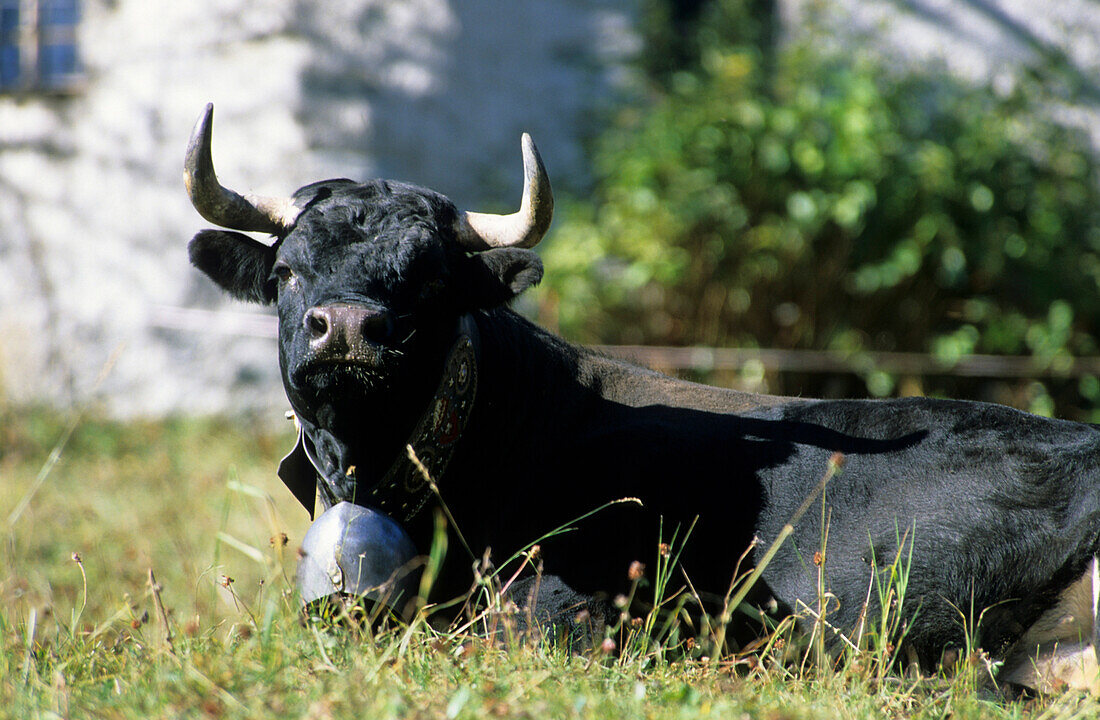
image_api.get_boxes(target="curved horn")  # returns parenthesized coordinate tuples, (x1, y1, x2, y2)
(184, 103, 300, 235)
(455, 133, 554, 250)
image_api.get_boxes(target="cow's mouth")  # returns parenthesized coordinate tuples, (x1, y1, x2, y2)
(295, 359, 386, 390)
(291, 345, 409, 398)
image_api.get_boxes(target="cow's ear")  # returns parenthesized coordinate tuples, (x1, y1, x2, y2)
(189, 230, 277, 304)
(459, 248, 544, 309)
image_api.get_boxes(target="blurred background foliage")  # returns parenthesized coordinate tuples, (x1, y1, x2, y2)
(536, 0, 1100, 420)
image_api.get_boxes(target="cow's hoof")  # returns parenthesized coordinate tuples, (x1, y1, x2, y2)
(296, 502, 418, 618)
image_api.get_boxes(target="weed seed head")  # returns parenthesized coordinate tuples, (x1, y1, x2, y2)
(628, 560, 645, 581)
(600, 638, 616, 654)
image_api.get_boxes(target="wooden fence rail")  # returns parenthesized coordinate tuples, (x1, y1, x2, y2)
(151, 305, 1100, 379)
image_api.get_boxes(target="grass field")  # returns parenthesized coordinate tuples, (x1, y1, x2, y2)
(3, 405, 1100, 719)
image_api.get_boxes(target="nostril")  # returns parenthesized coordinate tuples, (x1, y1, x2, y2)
(304, 308, 330, 339)
(305, 304, 393, 351)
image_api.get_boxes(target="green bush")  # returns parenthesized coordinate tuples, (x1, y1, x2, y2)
(538, 0, 1100, 418)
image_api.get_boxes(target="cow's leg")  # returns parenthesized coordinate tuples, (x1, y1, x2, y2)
(1000, 557, 1100, 694)
(503, 575, 612, 650)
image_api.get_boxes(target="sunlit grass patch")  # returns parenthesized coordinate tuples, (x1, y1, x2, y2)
(1, 405, 1097, 718)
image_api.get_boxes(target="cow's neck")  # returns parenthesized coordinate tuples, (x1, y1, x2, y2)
(458, 307, 592, 456)
(280, 314, 481, 518)
(453, 308, 780, 476)
(361, 314, 480, 519)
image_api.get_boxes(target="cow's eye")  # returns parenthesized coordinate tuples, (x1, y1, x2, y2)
(271, 263, 295, 284)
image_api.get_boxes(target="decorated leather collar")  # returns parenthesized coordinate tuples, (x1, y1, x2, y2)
(278, 314, 480, 521)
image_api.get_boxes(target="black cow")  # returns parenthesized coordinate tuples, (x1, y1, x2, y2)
(185, 104, 1100, 685)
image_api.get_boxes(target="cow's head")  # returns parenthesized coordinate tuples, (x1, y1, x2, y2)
(184, 104, 551, 472)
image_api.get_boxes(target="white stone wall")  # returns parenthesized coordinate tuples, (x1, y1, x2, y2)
(0, 0, 638, 416)
(782, 0, 1100, 143)
(4, 0, 1100, 416)
(785, 0, 1100, 81)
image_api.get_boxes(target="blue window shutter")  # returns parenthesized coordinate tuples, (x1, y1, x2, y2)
(37, 0, 81, 90)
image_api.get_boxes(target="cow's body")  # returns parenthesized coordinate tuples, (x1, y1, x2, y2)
(184, 104, 1100, 676)
(361, 305, 1100, 666)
